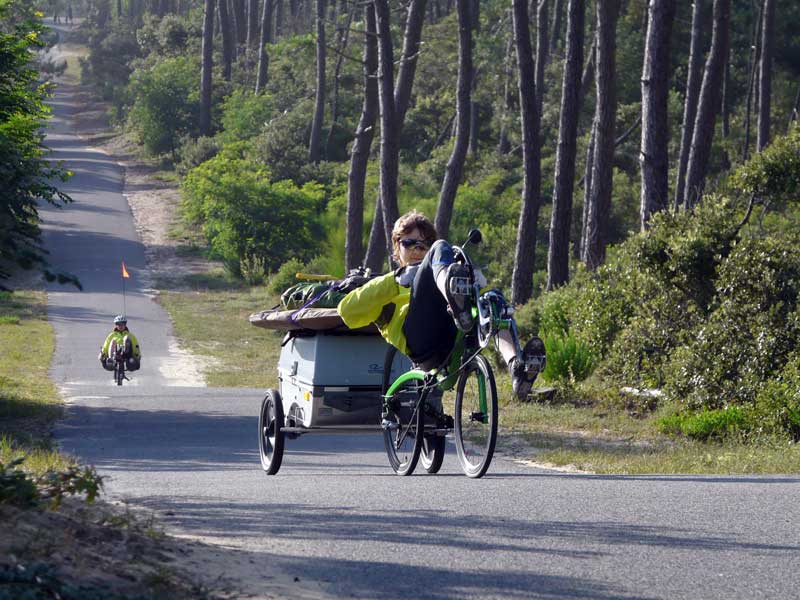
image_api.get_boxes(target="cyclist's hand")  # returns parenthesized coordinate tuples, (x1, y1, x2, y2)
(335, 274, 370, 293)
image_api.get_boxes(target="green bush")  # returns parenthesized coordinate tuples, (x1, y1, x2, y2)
(269, 258, 307, 295)
(658, 407, 747, 441)
(219, 89, 277, 145)
(252, 99, 313, 184)
(511, 300, 541, 342)
(665, 235, 800, 410)
(751, 353, 800, 440)
(541, 333, 595, 383)
(730, 127, 800, 205)
(176, 135, 219, 175)
(81, 26, 141, 102)
(128, 55, 200, 157)
(182, 144, 325, 275)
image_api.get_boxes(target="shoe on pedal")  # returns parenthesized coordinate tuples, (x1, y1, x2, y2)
(444, 263, 476, 332)
(510, 337, 546, 400)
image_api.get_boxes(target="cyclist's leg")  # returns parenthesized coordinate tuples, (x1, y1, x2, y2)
(498, 329, 546, 399)
(403, 241, 457, 366)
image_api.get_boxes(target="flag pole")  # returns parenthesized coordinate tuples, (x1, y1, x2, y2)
(121, 262, 129, 316)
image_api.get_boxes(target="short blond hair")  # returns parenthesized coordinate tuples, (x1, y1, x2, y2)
(391, 210, 438, 261)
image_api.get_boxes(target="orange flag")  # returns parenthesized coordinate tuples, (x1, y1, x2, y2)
(122, 262, 130, 279)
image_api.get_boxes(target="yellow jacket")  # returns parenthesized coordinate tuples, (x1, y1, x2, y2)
(101, 329, 141, 358)
(337, 272, 410, 355)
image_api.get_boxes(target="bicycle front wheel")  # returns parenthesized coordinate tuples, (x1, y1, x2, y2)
(454, 355, 498, 478)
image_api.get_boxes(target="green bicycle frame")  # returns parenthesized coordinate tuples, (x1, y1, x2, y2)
(384, 291, 513, 422)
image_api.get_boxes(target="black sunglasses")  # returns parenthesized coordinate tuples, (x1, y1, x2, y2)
(399, 238, 430, 249)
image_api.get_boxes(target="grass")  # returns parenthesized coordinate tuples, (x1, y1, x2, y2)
(0, 290, 76, 479)
(530, 438, 800, 474)
(156, 272, 284, 387)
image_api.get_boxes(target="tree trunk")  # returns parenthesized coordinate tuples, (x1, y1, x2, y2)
(247, 0, 260, 50)
(200, 0, 215, 137)
(219, 0, 234, 80)
(550, 0, 564, 52)
(757, 0, 775, 151)
(374, 0, 400, 259)
(582, 0, 618, 270)
(394, 0, 428, 125)
(683, 0, 731, 209)
(535, 0, 549, 116)
(345, 5, 379, 272)
(579, 119, 596, 259)
(579, 36, 595, 104)
(275, 0, 284, 38)
(498, 22, 515, 154)
(232, 0, 248, 47)
(364, 0, 427, 269)
(325, 6, 355, 158)
(639, 0, 676, 230)
(790, 84, 800, 131)
(742, 1, 762, 162)
(547, 0, 584, 290)
(673, 0, 703, 211)
(255, 0, 274, 92)
(468, 0, 480, 157)
(435, 0, 473, 240)
(510, 0, 542, 304)
(308, 0, 326, 163)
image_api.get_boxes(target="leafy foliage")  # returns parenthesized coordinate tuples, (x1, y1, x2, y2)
(127, 55, 200, 157)
(0, 1, 76, 289)
(1, 456, 103, 508)
(182, 144, 325, 274)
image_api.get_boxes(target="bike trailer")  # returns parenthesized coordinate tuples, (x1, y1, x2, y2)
(250, 308, 411, 431)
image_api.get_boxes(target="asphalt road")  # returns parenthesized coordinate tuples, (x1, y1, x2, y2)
(41, 73, 800, 599)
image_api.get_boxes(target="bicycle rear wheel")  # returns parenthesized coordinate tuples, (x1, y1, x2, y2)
(454, 355, 498, 478)
(258, 389, 285, 475)
(420, 433, 445, 473)
(382, 376, 424, 476)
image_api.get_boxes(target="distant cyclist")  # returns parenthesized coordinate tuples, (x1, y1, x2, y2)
(99, 315, 142, 373)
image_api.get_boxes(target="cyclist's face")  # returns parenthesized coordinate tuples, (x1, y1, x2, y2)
(397, 227, 429, 266)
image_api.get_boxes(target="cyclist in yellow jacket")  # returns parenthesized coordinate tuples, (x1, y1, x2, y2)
(99, 315, 142, 372)
(337, 210, 544, 399)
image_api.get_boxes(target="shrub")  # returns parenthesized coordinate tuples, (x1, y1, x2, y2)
(269, 258, 307, 295)
(730, 127, 800, 206)
(665, 236, 800, 410)
(176, 135, 219, 176)
(751, 353, 800, 440)
(541, 333, 595, 383)
(219, 89, 277, 145)
(182, 145, 325, 275)
(252, 99, 313, 184)
(658, 407, 747, 441)
(127, 55, 200, 157)
(81, 26, 141, 102)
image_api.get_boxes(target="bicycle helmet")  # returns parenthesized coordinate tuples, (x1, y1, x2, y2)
(114, 315, 127, 325)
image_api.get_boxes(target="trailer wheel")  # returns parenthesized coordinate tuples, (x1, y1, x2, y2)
(259, 389, 285, 475)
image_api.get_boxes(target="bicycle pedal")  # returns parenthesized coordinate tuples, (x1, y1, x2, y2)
(470, 411, 486, 423)
(381, 419, 398, 431)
